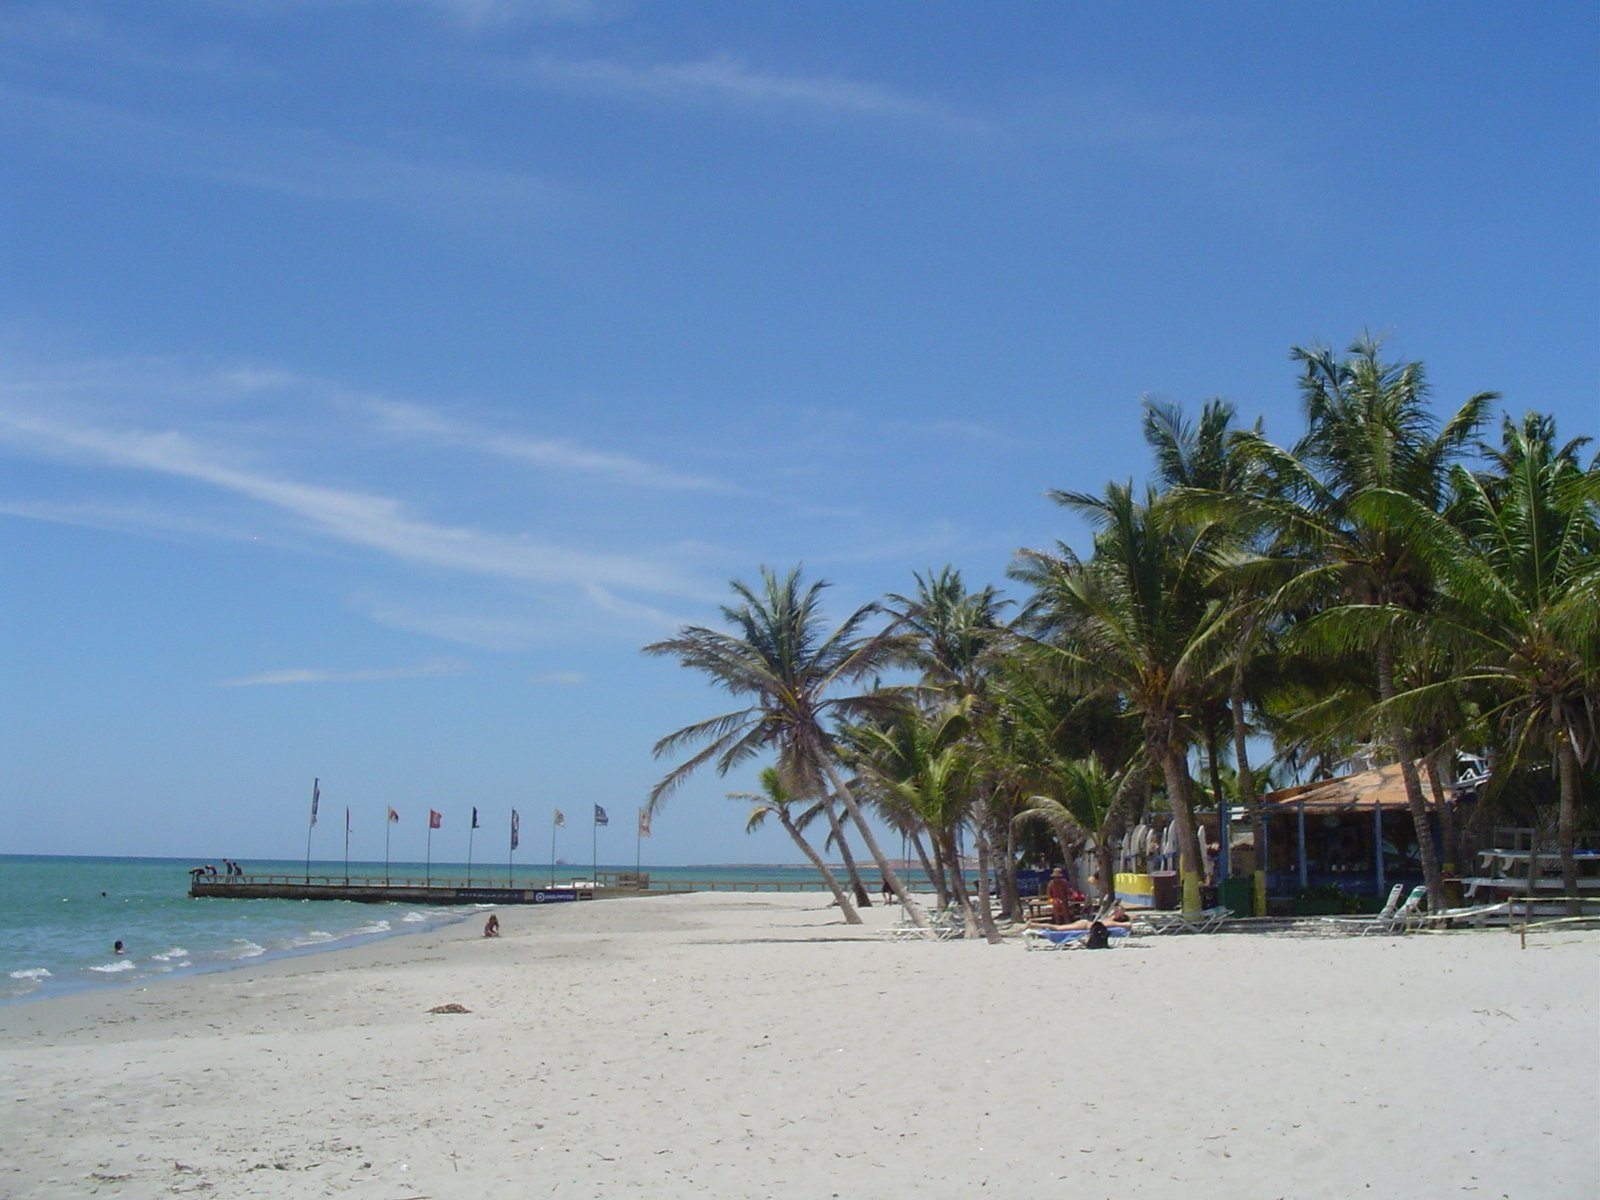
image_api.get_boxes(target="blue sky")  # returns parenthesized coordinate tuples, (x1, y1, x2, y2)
(2, 1, 1596, 866)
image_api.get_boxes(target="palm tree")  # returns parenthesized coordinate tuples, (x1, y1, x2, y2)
(1013, 481, 1235, 914)
(1213, 337, 1496, 910)
(643, 565, 931, 928)
(1349, 413, 1599, 912)
(729, 767, 861, 922)
(1146, 396, 1274, 912)
(1016, 753, 1144, 908)
(884, 567, 1013, 927)
(885, 567, 1010, 698)
(841, 699, 1002, 939)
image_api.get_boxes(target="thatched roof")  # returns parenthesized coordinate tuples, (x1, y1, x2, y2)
(1258, 761, 1441, 813)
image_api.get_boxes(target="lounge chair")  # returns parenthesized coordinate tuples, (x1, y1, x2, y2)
(1364, 885, 1427, 935)
(1292, 885, 1425, 937)
(1133, 906, 1232, 935)
(880, 902, 967, 942)
(1307, 884, 1401, 936)
(1411, 900, 1509, 930)
(1023, 925, 1132, 951)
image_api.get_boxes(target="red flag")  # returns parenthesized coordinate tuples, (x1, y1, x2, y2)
(429, 809, 442, 830)
(387, 807, 399, 823)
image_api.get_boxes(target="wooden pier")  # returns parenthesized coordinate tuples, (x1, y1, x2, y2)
(189, 872, 597, 905)
(189, 869, 841, 904)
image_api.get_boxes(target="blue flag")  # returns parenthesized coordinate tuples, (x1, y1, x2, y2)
(594, 804, 609, 827)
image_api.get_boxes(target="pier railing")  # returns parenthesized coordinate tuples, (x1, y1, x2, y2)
(202, 871, 843, 894)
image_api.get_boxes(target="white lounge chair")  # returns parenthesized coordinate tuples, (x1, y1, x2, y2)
(1366, 885, 1427, 935)
(1411, 900, 1510, 929)
(880, 902, 966, 942)
(1309, 884, 1401, 936)
(1133, 906, 1232, 935)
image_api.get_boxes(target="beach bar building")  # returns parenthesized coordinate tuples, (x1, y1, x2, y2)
(1254, 759, 1481, 913)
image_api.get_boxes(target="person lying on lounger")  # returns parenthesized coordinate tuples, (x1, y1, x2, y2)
(1028, 902, 1132, 931)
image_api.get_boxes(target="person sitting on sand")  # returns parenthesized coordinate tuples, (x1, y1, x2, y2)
(1028, 902, 1133, 932)
(483, 914, 500, 938)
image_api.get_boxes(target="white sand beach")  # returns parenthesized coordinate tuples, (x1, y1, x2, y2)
(2, 893, 1595, 1199)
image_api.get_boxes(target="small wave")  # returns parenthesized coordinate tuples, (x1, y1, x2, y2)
(231, 940, 266, 959)
(150, 947, 189, 962)
(353, 921, 390, 936)
(89, 960, 136, 974)
(9, 967, 51, 981)
(306, 930, 334, 941)
(401, 912, 426, 924)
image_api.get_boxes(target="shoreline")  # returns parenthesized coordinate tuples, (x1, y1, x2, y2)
(3, 892, 1596, 1198)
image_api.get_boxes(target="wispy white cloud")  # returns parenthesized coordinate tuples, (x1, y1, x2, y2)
(359, 397, 733, 492)
(0, 403, 711, 600)
(518, 54, 985, 131)
(0, 85, 562, 223)
(357, 598, 549, 651)
(0, 497, 256, 544)
(219, 658, 468, 687)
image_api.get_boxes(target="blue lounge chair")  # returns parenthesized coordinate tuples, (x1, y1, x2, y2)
(1023, 925, 1131, 950)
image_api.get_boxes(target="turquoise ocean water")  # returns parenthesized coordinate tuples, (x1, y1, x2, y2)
(0, 855, 862, 1005)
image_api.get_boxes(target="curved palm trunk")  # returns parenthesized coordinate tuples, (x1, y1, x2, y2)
(822, 801, 872, 907)
(1426, 746, 1459, 880)
(1376, 639, 1446, 912)
(938, 829, 977, 935)
(778, 811, 861, 923)
(1231, 677, 1266, 917)
(1556, 736, 1582, 916)
(910, 827, 945, 907)
(1000, 811, 1021, 920)
(1150, 716, 1204, 915)
(817, 751, 930, 929)
(973, 822, 1004, 943)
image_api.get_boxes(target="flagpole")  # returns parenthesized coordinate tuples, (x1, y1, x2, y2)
(635, 807, 642, 877)
(426, 821, 433, 886)
(344, 806, 350, 887)
(509, 809, 518, 887)
(550, 817, 557, 887)
(385, 810, 392, 884)
(467, 814, 475, 887)
(305, 777, 319, 884)
(592, 810, 598, 884)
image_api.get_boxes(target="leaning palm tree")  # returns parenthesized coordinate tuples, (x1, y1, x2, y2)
(884, 567, 1014, 924)
(729, 767, 861, 923)
(643, 565, 931, 928)
(842, 698, 999, 940)
(1349, 413, 1599, 912)
(1013, 481, 1236, 914)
